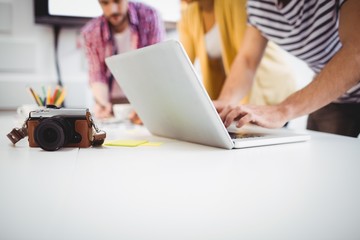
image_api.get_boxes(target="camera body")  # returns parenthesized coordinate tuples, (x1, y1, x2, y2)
(27, 108, 94, 151)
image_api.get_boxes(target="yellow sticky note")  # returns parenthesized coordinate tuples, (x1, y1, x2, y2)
(142, 142, 163, 147)
(104, 140, 148, 147)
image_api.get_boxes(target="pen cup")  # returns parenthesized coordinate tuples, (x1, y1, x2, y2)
(17, 104, 43, 119)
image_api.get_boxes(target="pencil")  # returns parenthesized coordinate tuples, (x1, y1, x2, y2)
(28, 87, 43, 106)
(55, 88, 66, 107)
(46, 86, 51, 105)
(52, 86, 59, 104)
(56, 87, 62, 102)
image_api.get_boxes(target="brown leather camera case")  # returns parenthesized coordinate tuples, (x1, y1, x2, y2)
(27, 119, 92, 148)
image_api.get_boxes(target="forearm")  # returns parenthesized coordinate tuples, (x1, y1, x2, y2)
(279, 45, 360, 120)
(217, 26, 267, 105)
(218, 54, 256, 105)
(91, 82, 111, 106)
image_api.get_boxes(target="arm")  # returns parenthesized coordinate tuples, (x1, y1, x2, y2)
(90, 82, 112, 119)
(217, 25, 268, 105)
(81, 34, 112, 118)
(221, 0, 360, 128)
(277, 0, 360, 120)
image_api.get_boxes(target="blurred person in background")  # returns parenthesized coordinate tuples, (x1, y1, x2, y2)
(178, 0, 297, 109)
(82, 0, 165, 120)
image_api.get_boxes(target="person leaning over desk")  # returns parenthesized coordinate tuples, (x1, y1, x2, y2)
(178, 0, 297, 107)
(81, 0, 165, 120)
(215, 0, 360, 137)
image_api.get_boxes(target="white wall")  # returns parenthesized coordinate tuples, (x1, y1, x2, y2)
(0, 0, 180, 110)
(0, 0, 92, 109)
(0, 0, 313, 129)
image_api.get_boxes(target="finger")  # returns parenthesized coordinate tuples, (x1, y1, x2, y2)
(219, 105, 233, 122)
(131, 115, 143, 125)
(235, 113, 253, 128)
(213, 101, 224, 113)
(224, 106, 246, 127)
(129, 115, 137, 124)
(128, 111, 135, 120)
(133, 117, 143, 125)
(128, 111, 140, 124)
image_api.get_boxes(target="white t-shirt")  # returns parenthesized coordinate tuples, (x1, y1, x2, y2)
(205, 24, 222, 59)
(111, 26, 136, 100)
(114, 26, 134, 54)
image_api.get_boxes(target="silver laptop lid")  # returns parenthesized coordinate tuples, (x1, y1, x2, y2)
(106, 40, 234, 149)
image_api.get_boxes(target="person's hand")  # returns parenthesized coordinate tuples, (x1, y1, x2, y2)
(213, 100, 229, 113)
(93, 101, 112, 119)
(129, 111, 143, 125)
(214, 100, 288, 129)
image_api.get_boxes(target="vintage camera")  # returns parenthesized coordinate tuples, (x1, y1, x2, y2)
(7, 107, 106, 151)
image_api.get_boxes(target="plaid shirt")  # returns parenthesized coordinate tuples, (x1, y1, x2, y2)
(81, 2, 165, 101)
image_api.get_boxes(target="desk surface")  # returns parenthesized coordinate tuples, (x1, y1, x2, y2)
(0, 111, 359, 240)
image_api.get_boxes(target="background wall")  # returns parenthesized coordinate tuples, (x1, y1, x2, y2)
(0, 0, 92, 109)
(0, 0, 180, 110)
(0, 0, 314, 128)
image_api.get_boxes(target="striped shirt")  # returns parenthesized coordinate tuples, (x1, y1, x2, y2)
(247, 0, 360, 103)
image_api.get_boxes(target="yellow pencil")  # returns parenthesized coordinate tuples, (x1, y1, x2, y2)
(28, 87, 43, 106)
(46, 86, 52, 105)
(55, 88, 66, 107)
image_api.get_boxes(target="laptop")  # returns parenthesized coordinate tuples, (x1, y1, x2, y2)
(105, 40, 310, 149)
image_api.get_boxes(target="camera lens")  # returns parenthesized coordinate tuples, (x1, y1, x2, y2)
(34, 117, 73, 151)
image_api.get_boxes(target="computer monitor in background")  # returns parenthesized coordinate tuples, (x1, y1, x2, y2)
(34, 0, 180, 28)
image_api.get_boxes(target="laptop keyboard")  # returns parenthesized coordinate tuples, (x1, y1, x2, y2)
(228, 132, 264, 139)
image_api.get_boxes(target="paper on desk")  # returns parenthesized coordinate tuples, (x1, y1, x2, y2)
(104, 140, 163, 147)
(141, 142, 163, 146)
(104, 140, 148, 147)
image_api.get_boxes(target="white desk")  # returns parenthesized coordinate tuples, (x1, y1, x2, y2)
(0, 111, 359, 240)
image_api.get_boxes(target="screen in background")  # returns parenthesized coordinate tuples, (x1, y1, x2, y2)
(48, 0, 180, 22)
(49, 0, 102, 18)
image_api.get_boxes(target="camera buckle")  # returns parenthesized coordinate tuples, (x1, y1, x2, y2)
(7, 118, 28, 145)
(88, 114, 106, 146)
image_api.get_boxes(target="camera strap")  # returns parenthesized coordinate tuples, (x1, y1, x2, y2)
(88, 113, 106, 147)
(7, 118, 28, 145)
